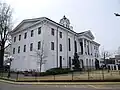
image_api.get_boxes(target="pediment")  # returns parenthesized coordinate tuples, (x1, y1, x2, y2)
(83, 30, 95, 40)
(13, 17, 44, 32)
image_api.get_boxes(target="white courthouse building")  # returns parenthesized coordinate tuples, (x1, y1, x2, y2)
(10, 16, 100, 72)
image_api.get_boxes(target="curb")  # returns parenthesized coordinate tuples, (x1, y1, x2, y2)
(0, 79, 120, 85)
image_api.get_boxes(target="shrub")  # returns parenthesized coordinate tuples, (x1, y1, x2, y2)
(46, 68, 71, 75)
(23, 68, 72, 76)
(23, 71, 29, 76)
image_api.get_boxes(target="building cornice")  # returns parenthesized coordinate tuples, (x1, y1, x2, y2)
(10, 17, 99, 46)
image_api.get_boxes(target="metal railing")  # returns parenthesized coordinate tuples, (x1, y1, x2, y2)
(0, 69, 120, 81)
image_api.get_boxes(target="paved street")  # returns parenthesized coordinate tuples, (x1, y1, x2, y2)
(0, 82, 120, 90)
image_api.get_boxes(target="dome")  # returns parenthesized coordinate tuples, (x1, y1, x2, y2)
(59, 15, 70, 28)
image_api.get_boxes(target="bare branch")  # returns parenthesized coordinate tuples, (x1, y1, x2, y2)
(0, 2, 12, 44)
(0, 2, 12, 68)
(30, 41, 48, 72)
(4, 43, 11, 50)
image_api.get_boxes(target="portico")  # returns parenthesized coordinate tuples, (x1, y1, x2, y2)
(77, 31, 100, 70)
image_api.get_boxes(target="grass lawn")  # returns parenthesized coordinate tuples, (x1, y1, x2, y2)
(16, 70, 120, 81)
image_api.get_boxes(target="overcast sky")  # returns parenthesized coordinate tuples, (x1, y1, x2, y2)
(2, 0, 120, 52)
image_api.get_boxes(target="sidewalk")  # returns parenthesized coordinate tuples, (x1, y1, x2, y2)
(0, 79, 120, 85)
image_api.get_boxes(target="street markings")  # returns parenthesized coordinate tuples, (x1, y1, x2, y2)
(28, 84, 120, 89)
(88, 85, 100, 89)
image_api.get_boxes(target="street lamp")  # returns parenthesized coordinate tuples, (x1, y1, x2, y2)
(114, 13, 120, 16)
(7, 56, 14, 78)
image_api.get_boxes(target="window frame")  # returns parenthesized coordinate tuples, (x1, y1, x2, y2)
(14, 37, 16, 42)
(59, 31, 62, 38)
(30, 43, 33, 51)
(68, 38, 71, 51)
(18, 46, 20, 53)
(13, 48, 15, 54)
(24, 32, 27, 39)
(31, 30, 34, 37)
(19, 35, 21, 41)
(51, 28, 54, 36)
(23, 45, 26, 52)
(38, 41, 41, 50)
(51, 42, 54, 50)
(38, 27, 41, 34)
(60, 44, 62, 52)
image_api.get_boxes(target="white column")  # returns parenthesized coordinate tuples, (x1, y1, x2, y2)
(88, 41, 91, 55)
(113, 65, 114, 70)
(90, 42, 92, 56)
(86, 40, 87, 55)
(82, 38, 85, 55)
(116, 65, 118, 70)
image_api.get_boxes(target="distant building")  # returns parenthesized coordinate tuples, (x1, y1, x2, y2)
(115, 55, 120, 65)
(10, 16, 100, 72)
(4, 45, 11, 66)
(100, 56, 120, 70)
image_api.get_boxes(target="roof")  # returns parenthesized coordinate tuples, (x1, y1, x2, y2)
(11, 17, 99, 45)
(77, 31, 85, 34)
(44, 17, 76, 34)
(92, 41, 100, 46)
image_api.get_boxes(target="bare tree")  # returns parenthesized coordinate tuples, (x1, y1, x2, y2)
(0, 2, 12, 70)
(31, 41, 47, 73)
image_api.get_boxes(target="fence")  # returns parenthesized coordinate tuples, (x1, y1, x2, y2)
(0, 69, 120, 81)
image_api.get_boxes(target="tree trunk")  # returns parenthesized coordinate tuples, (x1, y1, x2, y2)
(39, 58, 42, 76)
(0, 44, 5, 72)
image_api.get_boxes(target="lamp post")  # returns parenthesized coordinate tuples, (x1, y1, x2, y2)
(7, 56, 14, 78)
(114, 13, 120, 16)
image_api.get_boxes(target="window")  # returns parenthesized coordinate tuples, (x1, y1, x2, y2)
(59, 32, 62, 38)
(24, 32, 27, 39)
(51, 28, 54, 36)
(68, 38, 71, 51)
(23, 45, 26, 52)
(14, 37, 16, 42)
(38, 41, 41, 50)
(31, 30, 34, 37)
(30, 43, 33, 51)
(59, 56, 62, 68)
(74, 41, 77, 52)
(19, 35, 21, 41)
(60, 44, 62, 52)
(13, 48, 15, 54)
(69, 57, 71, 68)
(38, 27, 41, 34)
(18, 46, 20, 53)
(51, 42, 54, 50)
